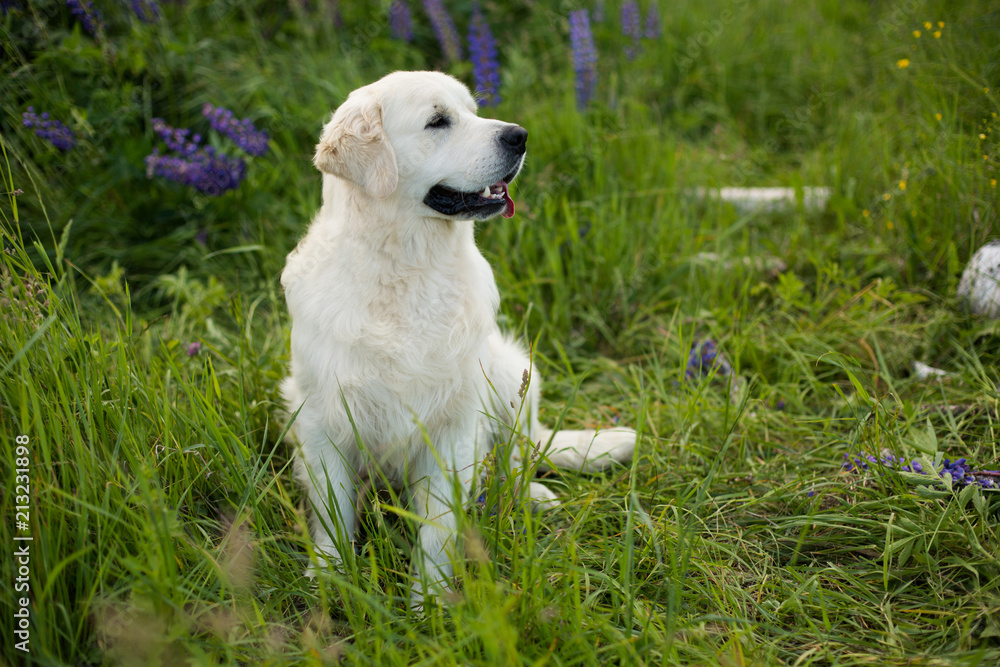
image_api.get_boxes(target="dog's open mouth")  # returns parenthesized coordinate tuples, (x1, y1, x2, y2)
(423, 168, 519, 220)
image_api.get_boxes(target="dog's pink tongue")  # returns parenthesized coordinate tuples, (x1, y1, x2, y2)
(501, 183, 515, 218)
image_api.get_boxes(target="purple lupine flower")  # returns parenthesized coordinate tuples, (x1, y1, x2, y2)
(66, 0, 103, 36)
(22, 108, 77, 151)
(842, 452, 999, 490)
(389, 0, 413, 42)
(422, 0, 463, 63)
(621, 0, 641, 60)
(468, 5, 501, 107)
(643, 2, 661, 39)
(202, 104, 269, 157)
(152, 118, 202, 157)
(147, 113, 262, 195)
(569, 9, 597, 111)
(130, 0, 160, 23)
(145, 147, 247, 196)
(685, 339, 733, 381)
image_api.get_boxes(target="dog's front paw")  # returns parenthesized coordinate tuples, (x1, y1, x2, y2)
(527, 481, 560, 511)
(409, 571, 452, 613)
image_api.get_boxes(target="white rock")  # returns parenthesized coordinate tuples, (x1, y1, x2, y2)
(957, 241, 1000, 318)
(911, 361, 949, 380)
(693, 186, 831, 213)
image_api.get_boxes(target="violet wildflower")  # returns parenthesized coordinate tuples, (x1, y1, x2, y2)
(621, 0, 641, 60)
(152, 118, 201, 157)
(147, 109, 265, 196)
(475, 491, 497, 516)
(644, 2, 661, 40)
(685, 339, 734, 381)
(130, 0, 160, 23)
(147, 118, 247, 196)
(145, 147, 247, 196)
(66, 0, 103, 36)
(468, 5, 501, 107)
(842, 452, 999, 490)
(422, 0, 463, 63)
(389, 0, 413, 42)
(187, 341, 202, 356)
(202, 104, 269, 157)
(569, 9, 598, 110)
(22, 108, 77, 151)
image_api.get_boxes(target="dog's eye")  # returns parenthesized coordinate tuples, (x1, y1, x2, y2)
(425, 114, 451, 130)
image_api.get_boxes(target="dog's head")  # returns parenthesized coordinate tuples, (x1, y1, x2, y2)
(314, 71, 526, 220)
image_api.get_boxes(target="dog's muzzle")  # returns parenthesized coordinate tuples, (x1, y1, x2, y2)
(423, 125, 527, 220)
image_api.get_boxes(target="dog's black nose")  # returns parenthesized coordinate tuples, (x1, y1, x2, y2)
(500, 126, 527, 154)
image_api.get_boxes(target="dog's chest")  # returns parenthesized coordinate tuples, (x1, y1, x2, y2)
(292, 241, 499, 379)
(286, 230, 502, 455)
(361, 256, 497, 365)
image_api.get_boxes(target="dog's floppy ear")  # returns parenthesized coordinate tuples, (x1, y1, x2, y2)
(314, 90, 398, 199)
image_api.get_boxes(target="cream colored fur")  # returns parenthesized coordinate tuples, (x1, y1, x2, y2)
(280, 71, 636, 604)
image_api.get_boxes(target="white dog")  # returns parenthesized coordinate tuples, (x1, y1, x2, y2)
(280, 71, 635, 602)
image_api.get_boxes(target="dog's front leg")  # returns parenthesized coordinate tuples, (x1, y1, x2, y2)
(407, 427, 476, 608)
(301, 445, 358, 577)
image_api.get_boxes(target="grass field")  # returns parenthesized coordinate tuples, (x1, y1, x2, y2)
(2, 0, 1000, 664)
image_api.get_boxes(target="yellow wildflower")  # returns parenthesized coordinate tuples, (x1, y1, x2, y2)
(991, 179, 997, 188)
(933, 30, 941, 38)
(887, 220, 895, 231)
(938, 21, 944, 28)
(899, 180, 907, 191)
(981, 134, 987, 140)
(923, 21, 932, 29)
(882, 193, 892, 201)
(913, 30, 921, 38)
(862, 209, 870, 218)
(935, 113, 943, 121)
(897, 58, 910, 69)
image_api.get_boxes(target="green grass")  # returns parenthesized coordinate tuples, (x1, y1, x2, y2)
(2, 0, 1000, 664)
